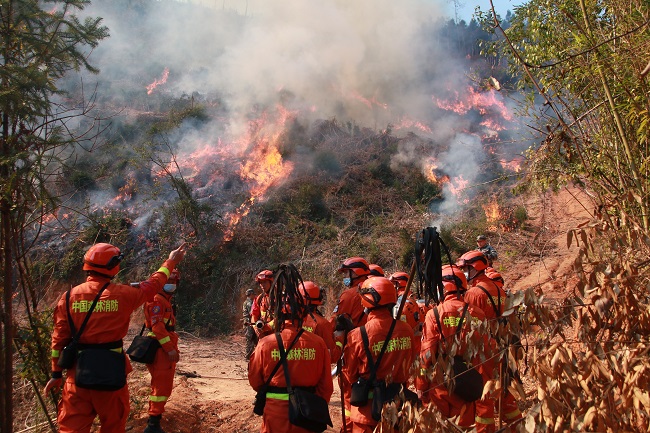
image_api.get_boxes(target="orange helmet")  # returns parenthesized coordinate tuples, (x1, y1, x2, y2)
(369, 264, 385, 277)
(485, 268, 504, 289)
(360, 277, 397, 309)
(441, 265, 468, 292)
(456, 251, 488, 272)
(83, 243, 123, 277)
(389, 271, 409, 289)
(299, 281, 323, 306)
(337, 257, 370, 277)
(255, 270, 274, 283)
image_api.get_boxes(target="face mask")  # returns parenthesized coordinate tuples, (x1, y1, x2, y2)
(343, 278, 352, 287)
(163, 284, 177, 294)
(463, 271, 470, 281)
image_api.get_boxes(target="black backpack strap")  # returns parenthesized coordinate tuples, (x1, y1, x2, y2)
(475, 283, 501, 318)
(362, 319, 398, 386)
(276, 329, 305, 392)
(433, 303, 469, 345)
(65, 281, 111, 342)
(360, 326, 375, 374)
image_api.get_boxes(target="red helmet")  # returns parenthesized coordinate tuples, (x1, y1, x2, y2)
(369, 264, 385, 277)
(456, 251, 488, 272)
(485, 268, 504, 289)
(389, 271, 409, 289)
(441, 265, 468, 292)
(83, 243, 123, 277)
(255, 270, 274, 283)
(168, 269, 181, 284)
(360, 277, 397, 309)
(299, 281, 323, 306)
(337, 257, 370, 277)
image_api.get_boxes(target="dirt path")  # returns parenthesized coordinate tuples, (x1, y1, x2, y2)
(126, 332, 343, 433)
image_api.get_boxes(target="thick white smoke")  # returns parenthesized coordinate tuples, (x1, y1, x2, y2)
(73, 0, 507, 221)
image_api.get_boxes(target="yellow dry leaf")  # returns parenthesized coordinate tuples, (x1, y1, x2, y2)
(584, 406, 597, 427)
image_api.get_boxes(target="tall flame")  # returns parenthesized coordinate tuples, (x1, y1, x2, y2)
(222, 106, 295, 242)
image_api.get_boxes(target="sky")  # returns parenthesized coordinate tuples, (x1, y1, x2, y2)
(442, 0, 521, 22)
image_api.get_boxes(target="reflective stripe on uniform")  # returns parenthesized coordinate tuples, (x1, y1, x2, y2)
(336, 341, 343, 349)
(157, 267, 171, 278)
(267, 392, 289, 401)
(476, 416, 495, 425)
(158, 336, 171, 345)
(344, 409, 351, 417)
(505, 408, 522, 419)
(52, 349, 60, 358)
(149, 395, 168, 402)
(110, 348, 123, 353)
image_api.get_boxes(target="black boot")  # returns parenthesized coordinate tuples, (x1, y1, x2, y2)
(143, 415, 166, 433)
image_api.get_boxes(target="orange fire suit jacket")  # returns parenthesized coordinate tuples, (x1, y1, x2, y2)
(302, 309, 339, 360)
(329, 285, 367, 330)
(144, 292, 178, 353)
(50, 261, 176, 376)
(464, 274, 506, 321)
(251, 292, 271, 323)
(396, 293, 424, 354)
(416, 294, 495, 404)
(248, 321, 334, 433)
(342, 308, 417, 427)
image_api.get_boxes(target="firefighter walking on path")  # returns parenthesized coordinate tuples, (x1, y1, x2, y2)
(45, 242, 187, 433)
(143, 269, 182, 433)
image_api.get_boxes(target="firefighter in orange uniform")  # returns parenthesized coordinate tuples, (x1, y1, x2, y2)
(251, 269, 274, 337)
(330, 257, 371, 330)
(342, 276, 416, 433)
(330, 257, 371, 432)
(457, 252, 522, 430)
(143, 269, 181, 433)
(248, 271, 333, 433)
(417, 265, 496, 433)
(389, 271, 424, 353)
(45, 242, 187, 433)
(300, 280, 339, 359)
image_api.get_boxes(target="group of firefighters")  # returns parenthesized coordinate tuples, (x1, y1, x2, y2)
(45, 234, 521, 433)
(244, 235, 523, 433)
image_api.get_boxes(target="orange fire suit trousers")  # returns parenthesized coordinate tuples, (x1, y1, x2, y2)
(57, 380, 129, 433)
(146, 346, 177, 416)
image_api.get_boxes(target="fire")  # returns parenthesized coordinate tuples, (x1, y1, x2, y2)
(394, 117, 432, 134)
(483, 200, 502, 223)
(447, 176, 469, 204)
(483, 199, 518, 232)
(433, 86, 513, 122)
(222, 107, 295, 242)
(146, 68, 170, 95)
(422, 157, 450, 185)
(499, 156, 524, 172)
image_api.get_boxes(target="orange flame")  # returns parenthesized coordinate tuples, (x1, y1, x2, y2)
(147, 68, 170, 95)
(434, 87, 513, 122)
(447, 176, 469, 204)
(222, 107, 295, 242)
(483, 200, 502, 223)
(499, 156, 524, 172)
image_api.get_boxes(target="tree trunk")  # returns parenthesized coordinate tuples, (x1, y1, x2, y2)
(1, 111, 13, 433)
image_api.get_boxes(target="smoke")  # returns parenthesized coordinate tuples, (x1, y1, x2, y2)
(66, 0, 517, 229)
